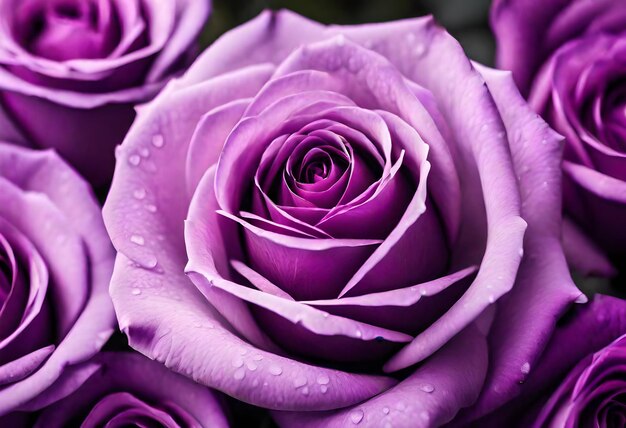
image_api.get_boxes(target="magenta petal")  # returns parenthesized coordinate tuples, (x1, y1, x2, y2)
(275, 323, 488, 428)
(0, 145, 114, 414)
(454, 65, 584, 422)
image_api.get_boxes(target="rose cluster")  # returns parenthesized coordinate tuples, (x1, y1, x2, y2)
(1, 0, 625, 427)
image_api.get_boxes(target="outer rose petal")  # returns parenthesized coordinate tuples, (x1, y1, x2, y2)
(275, 323, 488, 428)
(453, 65, 582, 422)
(0, 145, 115, 414)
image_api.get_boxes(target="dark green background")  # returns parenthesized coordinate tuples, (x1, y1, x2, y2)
(202, 0, 495, 65)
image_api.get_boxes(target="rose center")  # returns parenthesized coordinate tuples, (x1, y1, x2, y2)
(296, 150, 336, 184)
(13, 0, 121, 61)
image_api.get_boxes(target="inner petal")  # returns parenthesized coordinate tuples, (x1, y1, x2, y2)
(12, 0, 121, 60)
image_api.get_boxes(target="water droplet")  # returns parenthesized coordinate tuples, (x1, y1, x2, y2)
(383, 407, 390, 415)
(131, 288, 141, 296)
(152, 134, 165, 148)
(413, 43, 425, 57)
(128, 154, 141, 166)
(246, 361, 258, 371)
(322, 312, 329, 318)
(518, 248, 524, 257)
(488, 295, 495, 304)
(317, 375, 330, 385)
(239, 349, 248, 356)
(420, 383, 435, 393)
(139, 148, 150, 157)
(541, 138, 548, 145)
(232, 357, 244, 368)
(420, 288, 428, 296)
(575, 294, 588, 304)
(293, 377, 307, 388)
(130, 235, 145, 246)
(521, 362, 530, 374)
(301, 386, 310, 396)
(336, 34, 346, 46)
(252, 354, 263, 361)
(269, 365, 283, 376)
(233, 368, 245, 380)
(133, 188, 146, 200)
(137, 254, 158, 269)
(355, 329, 363, 338)
(350, 410, 364, 424)
(320, 385, 328, 394)
(145, 204, 158, 213)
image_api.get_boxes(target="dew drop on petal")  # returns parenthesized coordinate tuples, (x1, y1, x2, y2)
(350, 410, 364, 425)
(130, 235, 145, 246)
(233, 368, 245, 380)
(269, 365, 282, 376)
(128, 154, 141, 166)
(152, 134, 165, 148)
(293, 377, 307, 388)
(317, 375, 330, 385)
(420, 383, 435, 393)
(521, 362, 530, 375)
(383, 407, 390, 415)
(133, 188, 146, 200)
(131, 288, 141, 296)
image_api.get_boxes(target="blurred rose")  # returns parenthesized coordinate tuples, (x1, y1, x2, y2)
(0, 143, 114, 415)
(104, 11, 583, 426)
(472, 295, 626, 427)
(492, 0, 626, 270)
(0, 0, 211, 186)
(1, 353, 229, 427)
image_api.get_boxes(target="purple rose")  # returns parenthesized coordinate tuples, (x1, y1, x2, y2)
(492, 0, 626, 268)
(537, 334, 626, 427)
(104, 11, 583, 426)
(1, 352, 229, 427)
(0, 143, 114, 415)
(473, 295, 626, 427)
(0, 0, 211, 186)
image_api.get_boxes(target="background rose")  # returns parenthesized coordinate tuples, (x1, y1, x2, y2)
(0, 352, 229, 427)
(492, 0, 626, 269)
(0, 0, 211, 186)
(471, 295, 626, 427)
(104, 10, 583, 426)
(0, 143, 114, 415)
